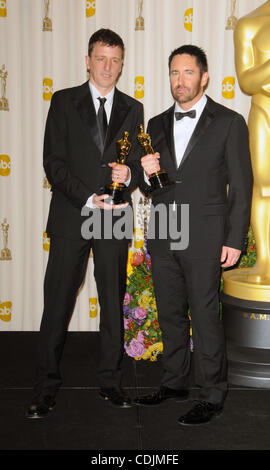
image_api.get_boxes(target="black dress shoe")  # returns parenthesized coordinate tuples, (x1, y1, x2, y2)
(177, 400, 223, 426)
(99, 388, 132, 408)
(133, 386, 189, 406)
(26, 395, 56, 419)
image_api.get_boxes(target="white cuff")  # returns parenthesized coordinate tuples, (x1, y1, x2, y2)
(85, 194, 96, 208)
(125, 166, 131, 186)
(144, 171, 151, 186)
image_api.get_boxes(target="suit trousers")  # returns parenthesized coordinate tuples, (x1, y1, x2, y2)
(150, 250, 228, 405)
(34, 235, 128, 398)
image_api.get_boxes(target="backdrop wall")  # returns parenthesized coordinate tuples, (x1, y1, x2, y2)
(0, 0, 262, 331)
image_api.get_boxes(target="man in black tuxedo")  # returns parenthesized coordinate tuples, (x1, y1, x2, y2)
(26, 29, 143, 418)
(134, 45, 253, 425)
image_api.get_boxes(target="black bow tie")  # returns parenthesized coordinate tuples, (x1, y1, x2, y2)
(175, 110, 196, 120)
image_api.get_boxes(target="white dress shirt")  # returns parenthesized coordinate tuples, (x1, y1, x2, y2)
(174, 94, 207, 167)
(89, 81, 114, 122)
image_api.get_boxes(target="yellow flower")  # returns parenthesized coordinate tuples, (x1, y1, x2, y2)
(134, 227, 144, 249)
(141, 342, 163, 361)
(138, 289, 152, 309)
(126, 250, 134, 278)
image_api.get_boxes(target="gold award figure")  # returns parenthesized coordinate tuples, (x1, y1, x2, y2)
(105, 131, 131, 205)
(0, 65, 9, 111)
(0, 218, 12, 260)
(223, 0, 270, 301)
(138, 124, 173, 192)
(43, 0, 52, 31)
(135, 0, 145, 31)
(226, 0, 238, 30)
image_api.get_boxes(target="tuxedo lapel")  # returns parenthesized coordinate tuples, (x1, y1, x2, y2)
(178, 96, 215, 170)
(104, 88, 131, 153)
(73, 84, 132, 157)
(72, 81, 103, 153)
(162, 106, 178, 168)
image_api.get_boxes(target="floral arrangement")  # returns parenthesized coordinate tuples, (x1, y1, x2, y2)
(123, 197, 163, 361)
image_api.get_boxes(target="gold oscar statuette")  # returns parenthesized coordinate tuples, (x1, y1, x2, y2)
(226, 0, 238, 30)
(43, 0, 52, 31)
(0, 218, 12, 261)
(220, 1, 270, 390)
(222, 0, 270, 302)
(105, 131, 131, 205)
(135, 0, 145, 30)
(137, 124, 173, 192)
(0, 65, 9, 111)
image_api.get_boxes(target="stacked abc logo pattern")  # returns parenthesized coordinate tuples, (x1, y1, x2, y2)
(89, 298, 98, 318)
(43, 78, 53, 101)
(0, 301, 12, 322)
(0, 154, 11, 176)
(0, 3, 11, 323)
(222, 76, 235, 99)
(184, 8, 193, 32)
(0, 0, 7, 17)
(86, 1, 96, 17)
(43, 232, 50, 251)
(134, 76, 144, 99)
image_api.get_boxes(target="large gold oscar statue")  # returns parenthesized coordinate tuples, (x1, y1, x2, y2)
(221, 1, 270, 388)
(223, 0, 270, 302)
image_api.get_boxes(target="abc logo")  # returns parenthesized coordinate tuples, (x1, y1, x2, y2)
(184, 8, 193, 32)
(86, 0, 96, 17)
(0, 301, 12, 322)
(222, 77, 235, 99)
(0, 154, 11, 176)
(43, 232, 50, 251)
(134, 227, 144, 249)
(134, 76, 144, 100)
(0, 0, 7, 17)
(43, 78, 53, 101)
(89, 297, 98, 318)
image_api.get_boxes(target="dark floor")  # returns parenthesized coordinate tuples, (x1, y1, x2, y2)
(0, 332, 269, 459)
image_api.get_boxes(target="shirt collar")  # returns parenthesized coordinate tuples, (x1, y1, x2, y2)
(174, 94, 207, 116)
(88, 81, 115, 106)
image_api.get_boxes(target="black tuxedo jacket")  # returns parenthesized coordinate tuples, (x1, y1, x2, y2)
(43, 81, 144, 240)
(140, 96, 253, 259)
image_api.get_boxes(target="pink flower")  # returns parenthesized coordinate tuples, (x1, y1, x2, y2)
(125, 338, 146, 358)
(124, 293, 132, 305)
(124, 318, 130, 330)
(132, 307, 147, 321)
(137, 330, 148, 344)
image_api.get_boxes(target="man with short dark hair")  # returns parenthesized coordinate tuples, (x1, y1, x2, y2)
(134, 45, 253, 425)
(26, 29, 143, 418)
(168, 44, 208, 73)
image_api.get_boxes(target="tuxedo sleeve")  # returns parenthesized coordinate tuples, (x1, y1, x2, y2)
(43, 92, 94, 209)
(224, 114, 253, 250)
